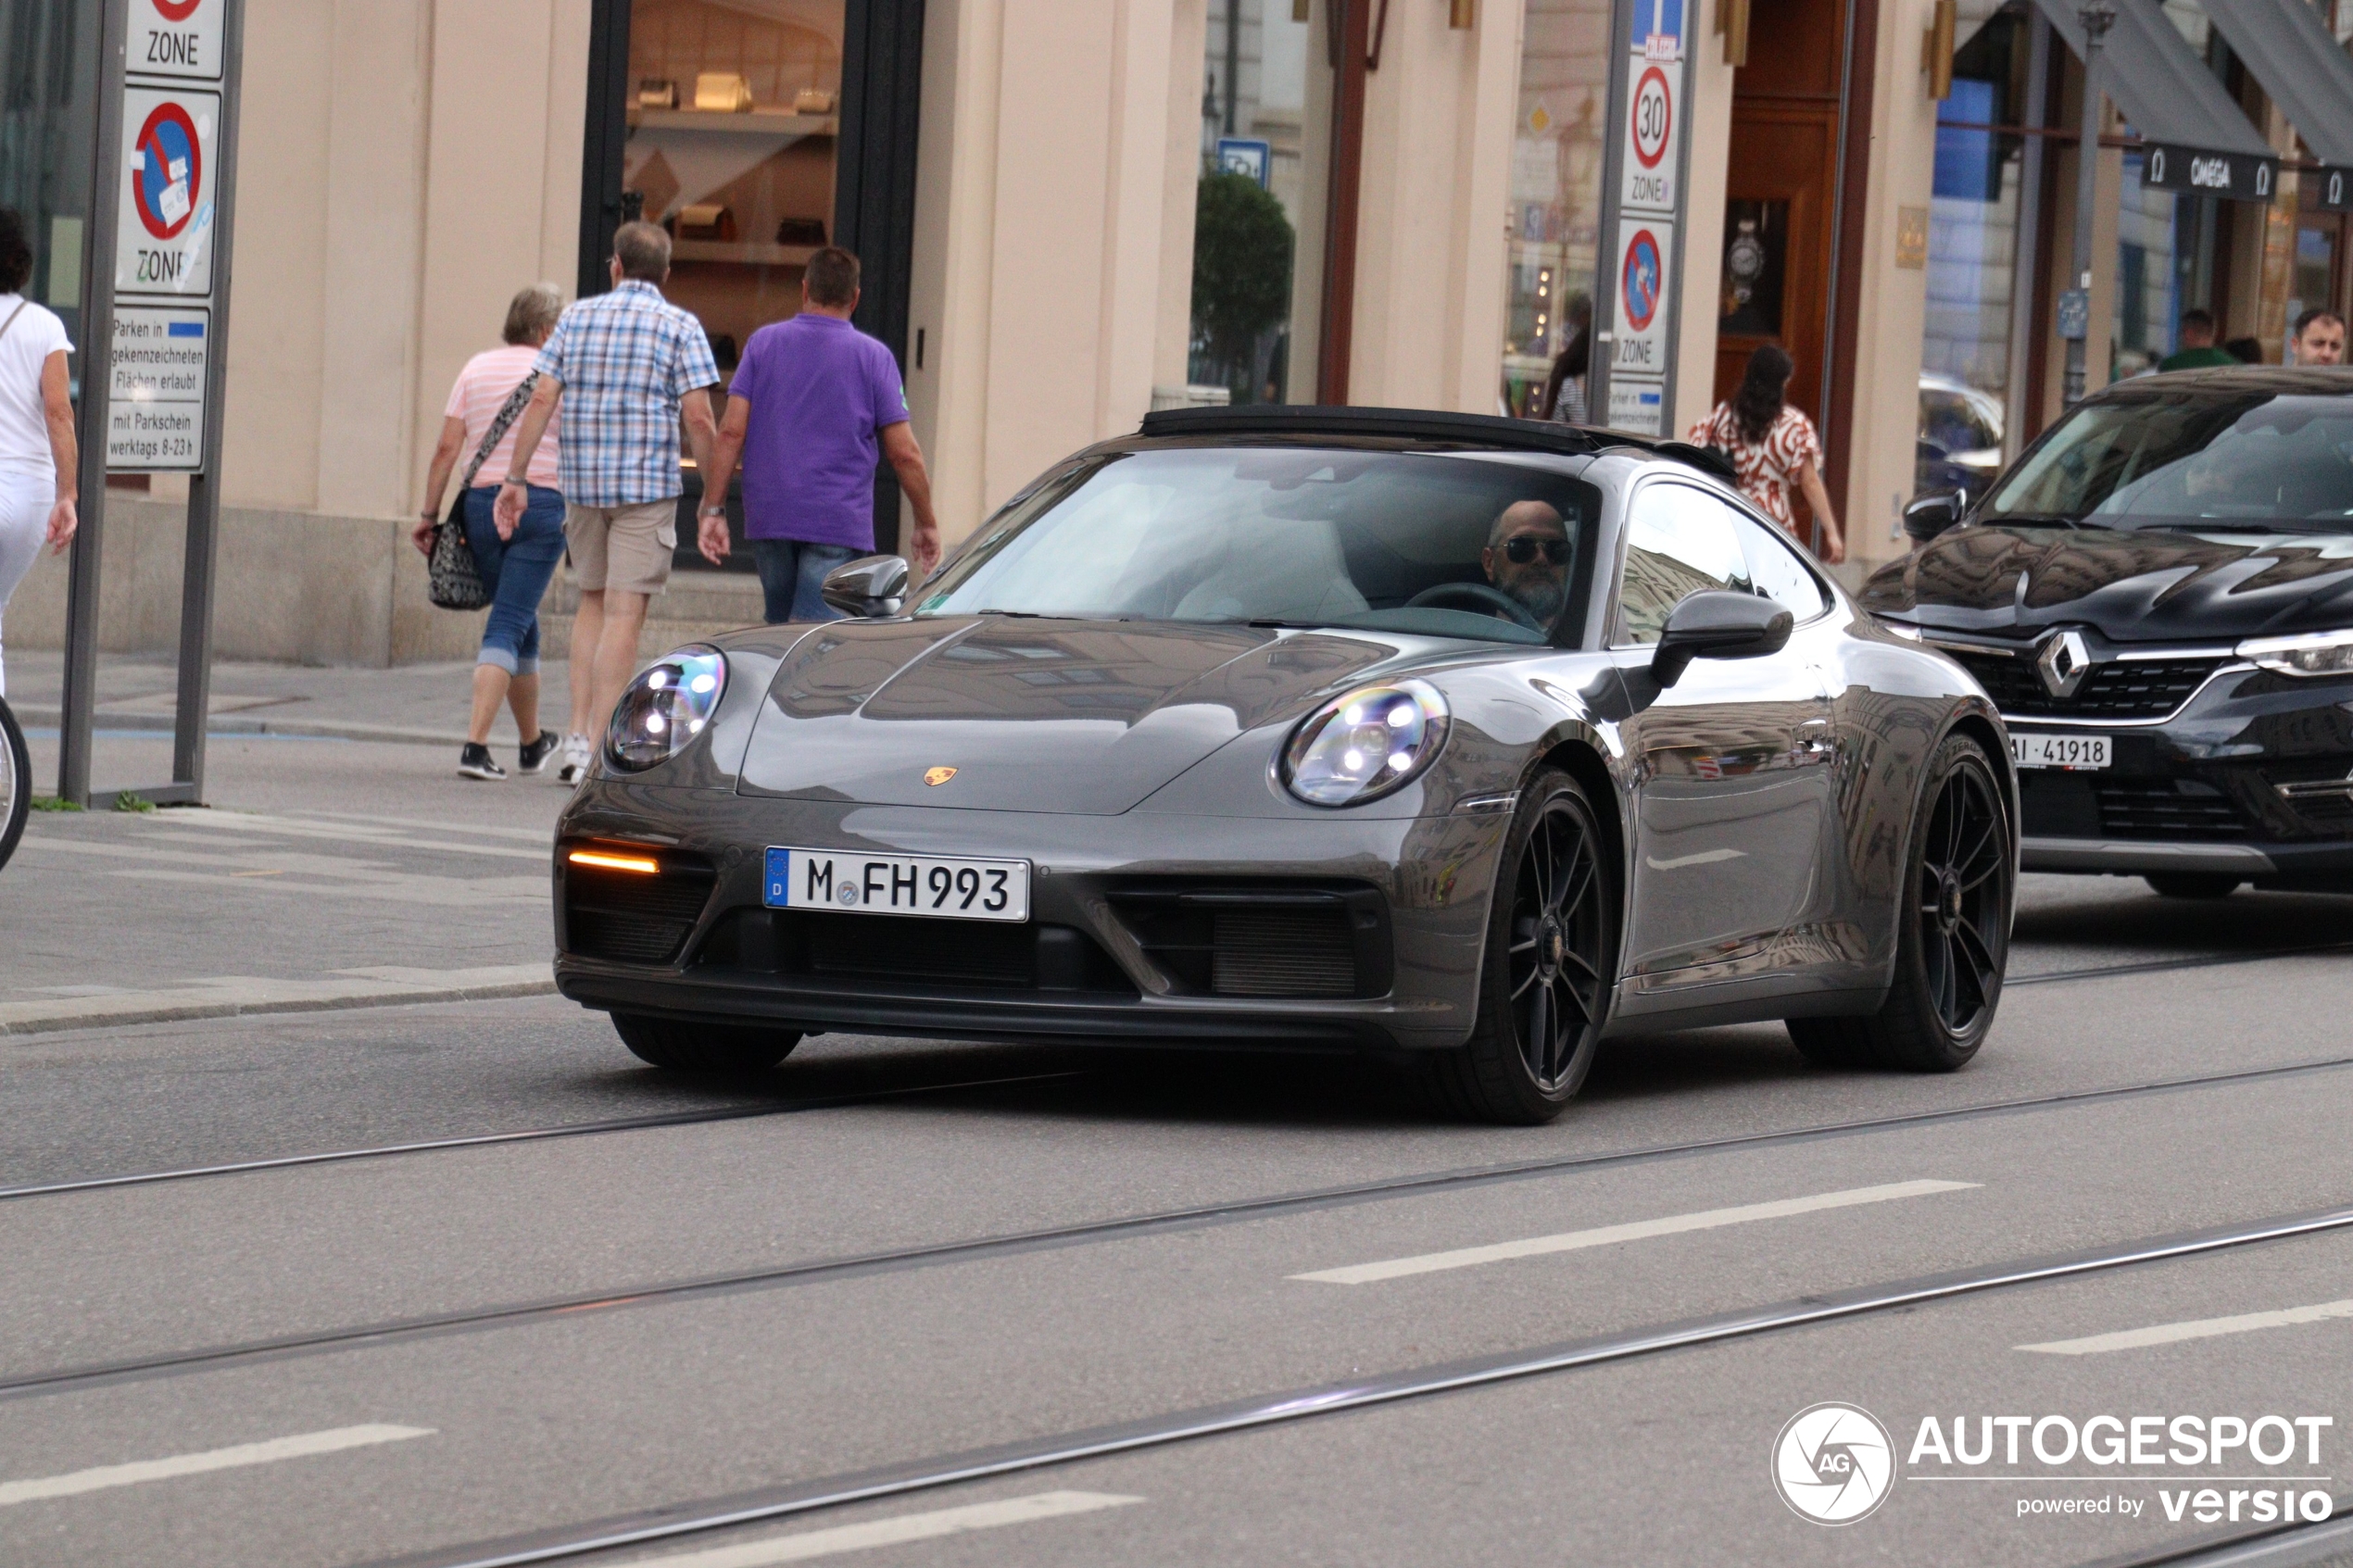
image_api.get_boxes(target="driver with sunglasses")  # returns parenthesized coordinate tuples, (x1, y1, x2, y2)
(1479, 500, 1572, 627)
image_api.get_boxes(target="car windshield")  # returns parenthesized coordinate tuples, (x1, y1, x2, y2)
(1982, 391, 2353, 531)
(912, 446, 1601, 645)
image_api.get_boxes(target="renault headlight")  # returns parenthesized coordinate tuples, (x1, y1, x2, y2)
(605, 646, 727, 772)
(1281, 681, 1450, 807)
(2237, 630, 2353, 677)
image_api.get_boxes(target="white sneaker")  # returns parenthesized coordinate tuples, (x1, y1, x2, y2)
(557, 734, 591, 784)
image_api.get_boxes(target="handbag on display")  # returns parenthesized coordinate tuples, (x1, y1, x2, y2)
(428, 371, 539, 613)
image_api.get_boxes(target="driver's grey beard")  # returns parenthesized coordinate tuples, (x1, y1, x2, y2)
(1507, 577, 1566, 625)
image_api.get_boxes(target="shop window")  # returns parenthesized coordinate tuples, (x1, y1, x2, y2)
(1500, 0, 1610, 422)
(1188, 0, 1337, 406)
(2110, 151, 2182, 381)
(623, 0, 844, 386)
(1919, 11, 2030, 496)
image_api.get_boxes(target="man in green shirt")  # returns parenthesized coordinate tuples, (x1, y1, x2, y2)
(2158, 308, 2240, 371)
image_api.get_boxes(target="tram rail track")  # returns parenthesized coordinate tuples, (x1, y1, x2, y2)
(3, 936, 2342, 1210)
(7, 1048, 2352, 1406)
(347, 1198, 2353, 1568)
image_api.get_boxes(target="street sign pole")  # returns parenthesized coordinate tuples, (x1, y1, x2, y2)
(170, 0, 243, 800)
(59, 0, 240, 808)
(58, 0, 132, 809)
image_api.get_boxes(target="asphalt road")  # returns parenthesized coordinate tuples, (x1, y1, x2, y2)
(4, 738, 2352, 1565)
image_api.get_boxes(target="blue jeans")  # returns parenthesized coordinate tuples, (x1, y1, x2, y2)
(750, 537, 858, 624)
(463, 483, 566, 674)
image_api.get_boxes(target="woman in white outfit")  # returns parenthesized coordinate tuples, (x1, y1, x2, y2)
(0, 207, 78, 697)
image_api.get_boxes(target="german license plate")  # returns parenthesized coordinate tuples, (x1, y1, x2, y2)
(2011, 733, 2111, 771)
(763, 847, 1030, 922)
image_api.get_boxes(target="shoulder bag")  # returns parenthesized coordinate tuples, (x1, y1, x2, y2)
(428, 370, 540, 612)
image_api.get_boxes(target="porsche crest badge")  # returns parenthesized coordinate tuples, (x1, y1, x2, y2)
(924, 766, 958, 787)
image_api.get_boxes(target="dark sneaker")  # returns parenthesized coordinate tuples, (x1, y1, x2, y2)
(517, 730, 561, 775)
(459, 743, 507, 782)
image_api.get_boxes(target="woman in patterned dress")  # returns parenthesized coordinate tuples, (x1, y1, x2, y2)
(1686, 344, 1845, 565)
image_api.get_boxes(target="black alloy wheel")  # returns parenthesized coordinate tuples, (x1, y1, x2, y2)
(1790, 734, 2011, 1072)
(612, 1013, 801, 1076)
(1917, 752, 2007, 1035)
(1428, 768, 1616, 1123)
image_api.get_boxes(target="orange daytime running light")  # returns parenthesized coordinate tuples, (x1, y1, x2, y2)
(568, 849, 661, 874)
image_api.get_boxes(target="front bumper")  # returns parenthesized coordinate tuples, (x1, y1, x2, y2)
(551, 783, 1513, 1051)
(1997, 662, 2353, 886)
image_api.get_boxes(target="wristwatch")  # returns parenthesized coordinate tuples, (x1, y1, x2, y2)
(698, 504, 727, 519)
(500, 475, 526, 487)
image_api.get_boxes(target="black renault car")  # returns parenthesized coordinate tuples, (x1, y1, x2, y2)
(1865, 367, 2353, 897)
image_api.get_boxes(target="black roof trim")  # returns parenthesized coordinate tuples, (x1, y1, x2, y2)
(1136, 404, 1736, 479)
(2095, 365, 2353, 397)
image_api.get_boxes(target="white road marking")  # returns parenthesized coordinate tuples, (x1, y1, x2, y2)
(149, 811, 548, 860)
(283, 809, 557, 844)
(1644, 847, 1747, 870)
(1290, 1179, 1981, 1285)
(2019, 1297, 2353, 1356)
(624, 1491, 1142, 1567)
(0, 1424, 433, 1508)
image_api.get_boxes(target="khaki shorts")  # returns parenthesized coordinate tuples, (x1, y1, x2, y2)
(564, 498, 676, 596)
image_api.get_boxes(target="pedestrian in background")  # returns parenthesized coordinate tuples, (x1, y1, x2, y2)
(694, 245, 940, 620)
(0, 207, 76, 699)
(2158, 309, 2236, 371)
(497, 222, 721, 783)
(413, 283, 567, 782)
(1541, 293, 1592, 425)
(1687, 343, 1845, 565)
(2293, 308, 2346, 367)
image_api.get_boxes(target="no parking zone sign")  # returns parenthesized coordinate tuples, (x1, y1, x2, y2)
(1608, 220, 1675, 435)
(106, 0, 233, 470)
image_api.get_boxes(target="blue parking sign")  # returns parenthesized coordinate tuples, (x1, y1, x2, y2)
(1216, 137, 1271, 188)
(1629, 0, 1683, 56)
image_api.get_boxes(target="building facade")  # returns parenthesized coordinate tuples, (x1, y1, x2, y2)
(4, 0, 2350, 664)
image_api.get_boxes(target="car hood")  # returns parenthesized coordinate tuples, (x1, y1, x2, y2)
(1860, 524, 2353, 642)
(735, 616, 1399, 813)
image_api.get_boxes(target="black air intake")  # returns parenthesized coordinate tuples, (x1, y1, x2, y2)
(1108, 883, 1392, 999)
(563, 858, 716, 965)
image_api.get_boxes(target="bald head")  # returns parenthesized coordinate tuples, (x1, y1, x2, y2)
(1489, 500, 1565, 549)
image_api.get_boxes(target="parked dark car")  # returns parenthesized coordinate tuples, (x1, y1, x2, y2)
(553, 406, 2014, 1123)
(1868, 366, 2353, 898)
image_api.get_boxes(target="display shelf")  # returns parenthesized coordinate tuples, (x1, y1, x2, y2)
(668, 239, 820, 267)
(627, 107, 838, 137)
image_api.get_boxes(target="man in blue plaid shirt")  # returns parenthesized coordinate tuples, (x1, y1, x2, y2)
(498, 222, 721, 782)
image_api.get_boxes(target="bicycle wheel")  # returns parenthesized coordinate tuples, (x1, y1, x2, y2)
(0, 696, 28, 872)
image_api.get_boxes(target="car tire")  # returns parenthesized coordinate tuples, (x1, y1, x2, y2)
(1426, 768, 1617, 1124)
(612, 1013, 801, 1075)
(1788, 733, 2011, 1073)
(2145, 872, 2241, 899)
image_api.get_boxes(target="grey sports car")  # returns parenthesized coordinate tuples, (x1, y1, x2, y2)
(552, 407, 2017, 1123)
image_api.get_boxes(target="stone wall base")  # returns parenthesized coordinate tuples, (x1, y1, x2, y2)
(5, 498, 766, 667)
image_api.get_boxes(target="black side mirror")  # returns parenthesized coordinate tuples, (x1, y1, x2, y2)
(819, 554, 912, 619)
(1652, 589, 1793, 687)
(1903, 488, 1968, 545)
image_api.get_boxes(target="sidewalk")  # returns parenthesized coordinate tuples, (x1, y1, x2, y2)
(8, 656, 578, 748)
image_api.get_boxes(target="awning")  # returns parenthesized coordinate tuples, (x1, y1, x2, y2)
(2028, 0, 2279, 203)
(2199, 0, 2353, 212)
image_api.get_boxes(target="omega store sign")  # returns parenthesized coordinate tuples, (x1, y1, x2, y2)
(2139, 144, 2280, 204)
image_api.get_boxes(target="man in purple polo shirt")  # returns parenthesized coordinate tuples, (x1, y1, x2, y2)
(697, 246, 941, 621)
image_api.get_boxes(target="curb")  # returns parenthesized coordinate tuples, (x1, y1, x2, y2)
(0, 976, 560, 1037)
(9, 706, 469, 749)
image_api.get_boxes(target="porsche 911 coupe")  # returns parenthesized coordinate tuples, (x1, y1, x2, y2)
(552, 406, 2016, 1123)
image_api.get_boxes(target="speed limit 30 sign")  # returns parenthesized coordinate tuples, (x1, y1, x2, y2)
(1620, 61, 1680, 211)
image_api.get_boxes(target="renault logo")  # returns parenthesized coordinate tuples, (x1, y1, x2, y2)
(2035, 630, 2092, 699)
(924, 766, 958, 787)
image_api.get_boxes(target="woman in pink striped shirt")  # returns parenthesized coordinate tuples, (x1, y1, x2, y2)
(413, 285, 567, 781)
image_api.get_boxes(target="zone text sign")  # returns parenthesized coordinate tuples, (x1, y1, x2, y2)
(107, 307, 208, 471)
(1619, 60, 1680, 212)
(115, 85, 220, 296)
(1611, 219, 1676, 377)
(132, 0, 225, 82)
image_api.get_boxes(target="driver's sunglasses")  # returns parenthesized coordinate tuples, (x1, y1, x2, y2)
(1502, 536, 1572, 565)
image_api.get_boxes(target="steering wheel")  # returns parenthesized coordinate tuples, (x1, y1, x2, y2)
(1405, 580, 1545, 632)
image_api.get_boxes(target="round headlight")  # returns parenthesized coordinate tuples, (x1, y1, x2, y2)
(1281, 681, 1451, 807)
(605, 646, 727, 773)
